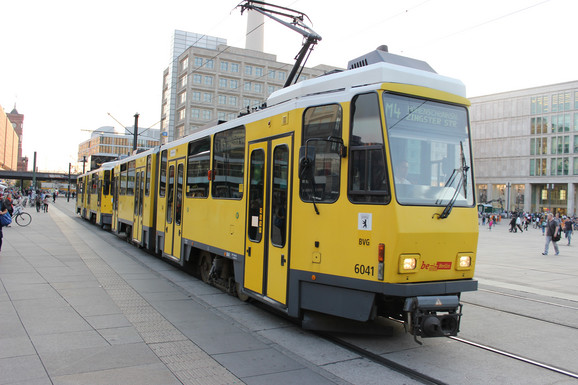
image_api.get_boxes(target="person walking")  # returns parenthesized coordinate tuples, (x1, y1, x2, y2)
(515, 215, 524, 233)
(542, 213, 560, 255)
(564, 216, 574, 246)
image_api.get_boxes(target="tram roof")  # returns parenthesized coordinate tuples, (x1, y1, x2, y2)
(266, 60, 466, 107)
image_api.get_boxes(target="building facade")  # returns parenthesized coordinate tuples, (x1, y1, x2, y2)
(160, 30, 338, 144)
(0, 104, 19, 171)
(6, 107, 28, 171)
(78, 126, 160, 171)
(471, 81, 578, 216)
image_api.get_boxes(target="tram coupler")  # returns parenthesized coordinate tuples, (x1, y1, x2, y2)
(403, 295, 462, 342)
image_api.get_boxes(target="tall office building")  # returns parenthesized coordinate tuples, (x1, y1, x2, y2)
(471, 81, 578, 215)
(160, 30, 338, 144)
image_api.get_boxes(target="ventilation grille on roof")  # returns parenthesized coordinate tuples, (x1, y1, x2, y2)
(347, 45, 436, 73)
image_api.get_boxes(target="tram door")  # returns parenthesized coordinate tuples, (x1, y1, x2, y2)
(133, 169, 144, 244)
(245, 135, 292, 305)
(163, 160, 184, 261)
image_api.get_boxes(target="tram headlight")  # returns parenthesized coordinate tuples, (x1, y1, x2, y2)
(455, 253, 473, 270)
(399, 254, 420, 273)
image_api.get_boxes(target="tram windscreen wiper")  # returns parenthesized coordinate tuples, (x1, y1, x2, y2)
(459, 141, 469, 200)
(437, 142, 469, 219)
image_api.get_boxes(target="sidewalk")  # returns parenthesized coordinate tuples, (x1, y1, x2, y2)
(0, 199, 343, 385)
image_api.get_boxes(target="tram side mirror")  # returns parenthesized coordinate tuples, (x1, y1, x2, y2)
(299, 146, 316, 180)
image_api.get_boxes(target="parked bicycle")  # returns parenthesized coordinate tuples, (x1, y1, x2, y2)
(12, 206, 32, 227)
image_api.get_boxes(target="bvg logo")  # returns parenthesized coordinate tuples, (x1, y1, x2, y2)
(421, 261, 452, 271)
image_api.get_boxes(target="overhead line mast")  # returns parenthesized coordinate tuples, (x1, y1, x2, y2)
(238, 0, 322, 88)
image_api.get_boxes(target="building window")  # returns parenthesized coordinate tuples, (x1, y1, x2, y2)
(268, 70, 275, 79)
(254, 83, 262, 93)
(192, 91, 201, 101)
(218, 95, 227, 105)
(194, 57, 203, 67)
(202, 110, 212, 120)
(178, 109, 186, 121)
(231, 63, 239, 73)
(229, 96, 237, 106)
(204, 93, 212, 103)
(278, 71, 286, 81)
(574, 135, 578, 153)
(179, 92, 186, 104)
(180, 76, 187, 88)
(205, 59, 214, 69)
(204, 76, 213, 86)
(245, 65, 253, 75)
(574, 157, 578, 175)
(180, 57, 188, 72)
(191, 108, 200, 119)
(244, 82, 252, 92)
(220, 61, 228, 71)
(219, 78, 228, 88)
(193, 74, 202, 84)
(230, 79, 238, 90)
(255, 67, 263, 77)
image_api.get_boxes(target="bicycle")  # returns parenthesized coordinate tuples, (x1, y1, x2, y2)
(12, 206, 32, 227)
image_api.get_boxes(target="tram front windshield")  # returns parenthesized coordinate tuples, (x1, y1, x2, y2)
(383, 93, 474, 207)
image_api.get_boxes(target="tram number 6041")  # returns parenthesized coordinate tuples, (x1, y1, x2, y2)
(354, 264, 374, 276)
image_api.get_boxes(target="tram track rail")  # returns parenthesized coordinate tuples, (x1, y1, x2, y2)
(462, 288, 578, 330)
(477, 288, 578, 311)
(319, 332, 448, 385)
(448, 336, 578, 380)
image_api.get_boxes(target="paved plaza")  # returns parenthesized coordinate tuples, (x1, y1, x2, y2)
(0, 200, 576, 384)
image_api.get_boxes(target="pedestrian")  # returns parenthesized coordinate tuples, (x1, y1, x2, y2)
(515, 215, 523, 233)
(0, 198, 8, 253)
(488, 217, 493, 231)
(564, 217, 574, 246)
(43, 195, 49, 213)
(509, 215, 517, 232)
(541, 216, 547, 235)
(542, 213, 560, 255)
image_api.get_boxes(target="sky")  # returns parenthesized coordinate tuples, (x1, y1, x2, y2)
(1, 0, 576, 172)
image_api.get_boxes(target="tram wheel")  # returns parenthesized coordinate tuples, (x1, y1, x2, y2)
(236, 282, 250, 302)
(200, 252, 213, 283)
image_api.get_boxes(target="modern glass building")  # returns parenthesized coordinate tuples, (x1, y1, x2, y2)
(471, 81, 578, 216)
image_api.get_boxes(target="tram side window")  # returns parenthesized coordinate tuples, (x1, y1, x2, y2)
(103, 170, 111, 196)
(145, 155, 151, 196)
(91, 174, 98, 194)
(127, 161, 135, 196)
(300, 104, 342, 203)
(348, 93, 390, 204)
(159, 150, 167, 197)
(120, 164, 127, 195)
(186, 137, 210, 198)
(212, 126, 245, 199)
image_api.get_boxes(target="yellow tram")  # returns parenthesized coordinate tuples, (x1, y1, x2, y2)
(79, 47, 478, 339)
(76, 162, 114, 228)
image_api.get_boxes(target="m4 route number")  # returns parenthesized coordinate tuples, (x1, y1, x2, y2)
(354, 264, 374, 276)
